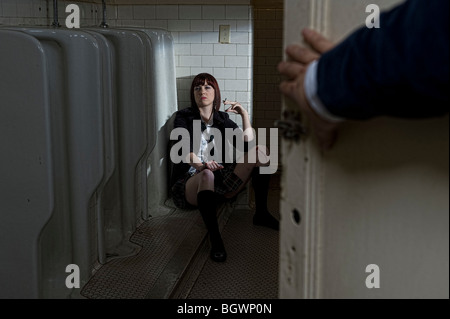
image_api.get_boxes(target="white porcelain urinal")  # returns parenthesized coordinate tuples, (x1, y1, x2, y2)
(85, 27, 154, 263)
(0, 27, 114, 298)
(122, 28, 178, 218)
(0, 30, 61, 299)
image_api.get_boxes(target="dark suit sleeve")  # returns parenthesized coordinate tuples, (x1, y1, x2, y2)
(317, 0, 449, 120)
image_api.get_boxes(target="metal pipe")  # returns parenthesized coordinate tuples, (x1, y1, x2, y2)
(100, 0, 109, 28)
(52, 0, 61, 28)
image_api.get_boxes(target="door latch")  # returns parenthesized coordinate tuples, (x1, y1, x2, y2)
(275, 110, 306, 142)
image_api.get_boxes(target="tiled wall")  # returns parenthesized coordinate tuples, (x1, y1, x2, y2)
(0, 0, 49, 26)
(1, 1, 283, 131)
(0, 1, 256, 128)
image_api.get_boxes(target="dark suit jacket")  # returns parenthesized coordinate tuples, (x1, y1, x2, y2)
(317, 0, 449, 120)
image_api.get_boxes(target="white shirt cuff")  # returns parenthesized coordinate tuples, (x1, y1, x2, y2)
(304, 60, 345, 123)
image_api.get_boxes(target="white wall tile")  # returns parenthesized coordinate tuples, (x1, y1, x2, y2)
(214, 44, 237, 56)
(191, 67, 214, 76)
(167, 20, 190, 31)
(179, 56, 202, 67)
(133, 5, 155, 20)
(106, 5, 118, 20)
(174, 55, 180, 67)
(202, 56, 225, 68)
(177, 78, 193, 90)
(191, 44, 213, 56)
(225, 79, 248, 92)
(179, 5, 202, 20)
(237, 44, 252, 56)
(9, 17, 24, 25)
(231, 32, 250, 44)
(178, 90, 191, 103)
(2, 0, 17, 17)
(214, 68, 237, 80)
(201, 32, 219, 44)
(237, 68, 252, 80)
(156, 5, 178, 20)
(0, 17, 10, 25)
(236, 91, 251, 103)
(225, 56, 248, 68)
(226, 5, 249, 20)
(116, 19, 145, 27)
(176, 67, 191, 78)
(202, 5, 225, 20)
(32, 0, 47, 18)
(178, 32, 202, 44)
(191, 19, 213, 32)
(237, 20, 252, 32)
(118, 5, 133, 20)
(174, 44, 191, 56)
(145, 19, 168, 29)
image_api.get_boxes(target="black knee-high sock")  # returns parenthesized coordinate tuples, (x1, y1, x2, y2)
(251, 167, 270, 214)
(251, 168, 279, 230)
(197, 190, 224, 249)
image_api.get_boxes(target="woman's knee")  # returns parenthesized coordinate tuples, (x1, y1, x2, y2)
(199, 169, 215, 184)
(256, 145, 269, 155)
(244, 145, 269, 166)
(255, 145, 270, 167)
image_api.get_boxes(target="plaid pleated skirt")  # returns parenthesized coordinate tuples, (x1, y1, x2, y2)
(171, 163, 243, 209)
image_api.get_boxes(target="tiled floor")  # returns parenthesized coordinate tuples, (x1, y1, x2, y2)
(177, 173, 281, 299)
(80, 173, 281, 299)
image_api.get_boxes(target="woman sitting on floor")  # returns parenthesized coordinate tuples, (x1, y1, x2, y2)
(170, 73, 279, 263)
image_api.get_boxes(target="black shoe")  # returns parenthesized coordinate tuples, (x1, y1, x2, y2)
(210, 249, 227, 262)
(210, 237, 227, 262)
(253, 212, 279, 231)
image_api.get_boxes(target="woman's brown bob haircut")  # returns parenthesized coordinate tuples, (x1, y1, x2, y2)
(190, 73, 222, 112)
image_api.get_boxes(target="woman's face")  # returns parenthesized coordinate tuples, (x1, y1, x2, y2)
(194, 81, 215, 109)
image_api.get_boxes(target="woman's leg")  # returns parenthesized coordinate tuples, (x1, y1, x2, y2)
(185, 169, 215, 206)
(251, 167, 279, 230)
(185, 170, 227, 262)
(225, 145, 279, 230)
(223, 145, 270, 199)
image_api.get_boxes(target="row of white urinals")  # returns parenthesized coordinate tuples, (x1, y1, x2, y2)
(0, 26, 178, 298)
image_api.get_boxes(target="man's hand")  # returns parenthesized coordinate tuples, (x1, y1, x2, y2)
(278, 28, 341, 151)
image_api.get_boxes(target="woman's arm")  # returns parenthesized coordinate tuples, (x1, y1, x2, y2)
(224, 100, 254, 142)
(187, 152, 223, 172)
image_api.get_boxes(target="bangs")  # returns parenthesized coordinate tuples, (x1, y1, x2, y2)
(191, 73, 217, 88)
